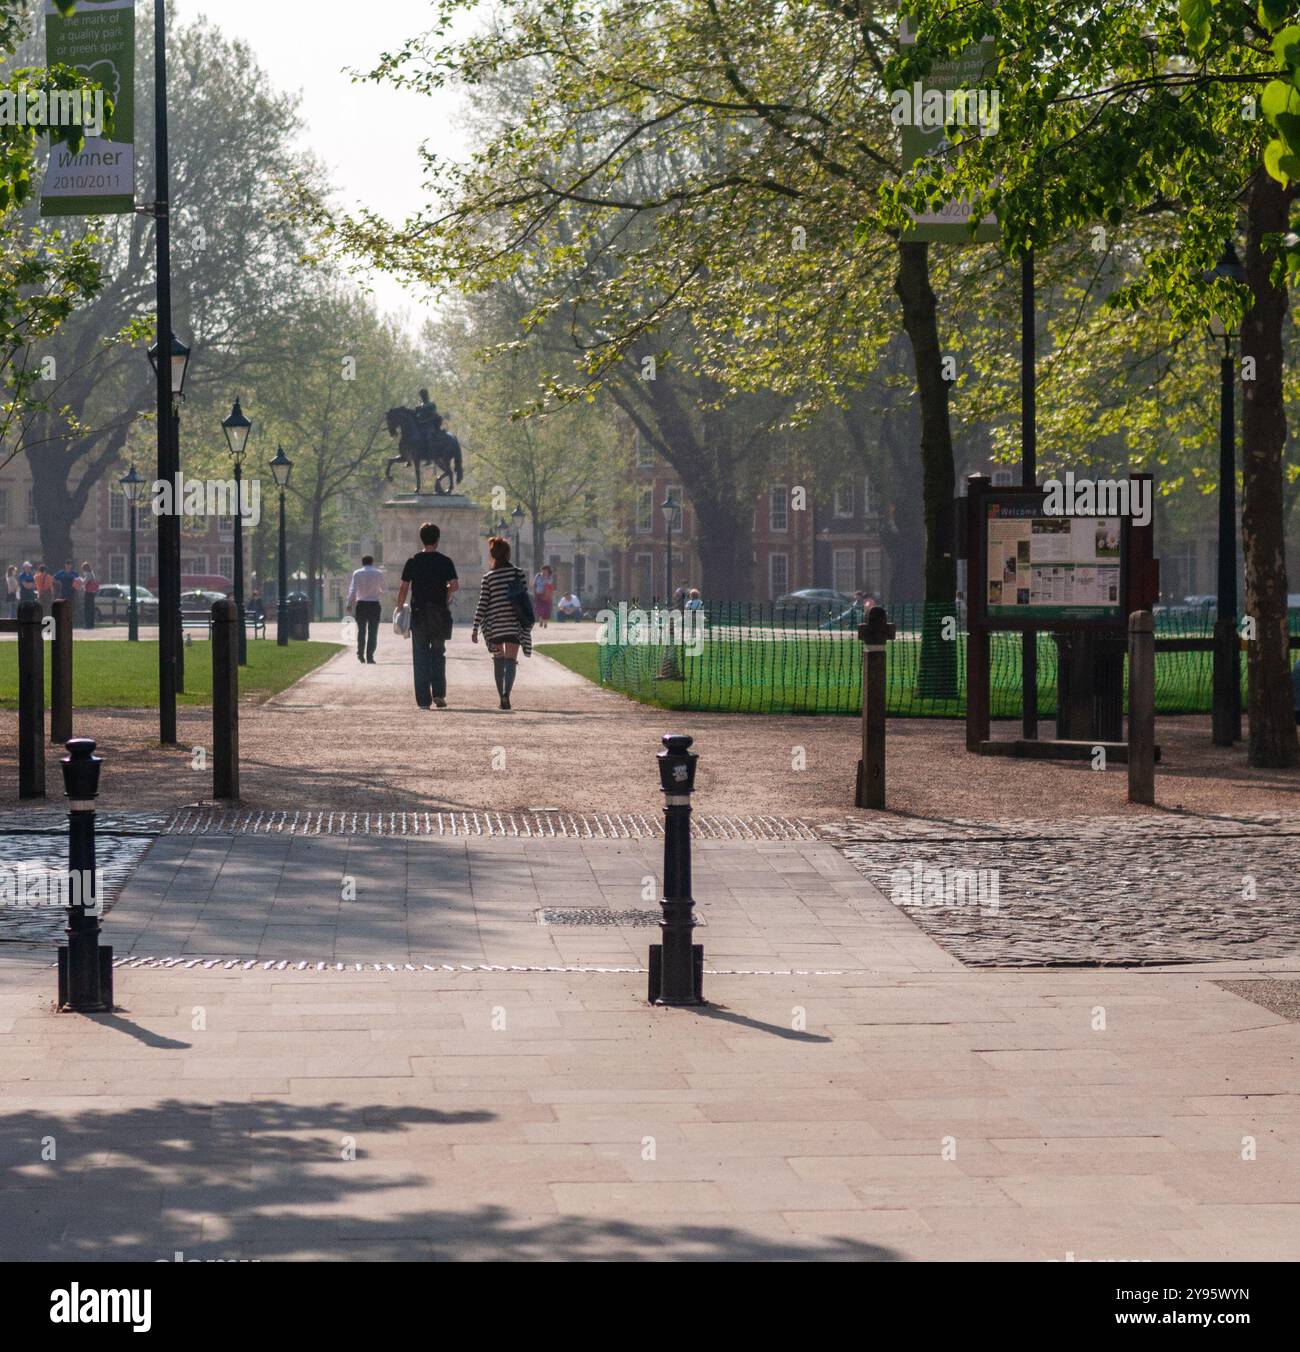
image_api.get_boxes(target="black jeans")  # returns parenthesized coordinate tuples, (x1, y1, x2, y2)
(411, 606, 451, 705)
(354, 600, 380, 660)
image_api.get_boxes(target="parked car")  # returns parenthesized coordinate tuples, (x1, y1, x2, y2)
(771, 589, 854, 623)
(94, 583, 159, 623)
(180, 588, 229, 616)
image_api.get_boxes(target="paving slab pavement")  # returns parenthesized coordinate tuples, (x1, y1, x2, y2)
(1, 958, 1297, 1261)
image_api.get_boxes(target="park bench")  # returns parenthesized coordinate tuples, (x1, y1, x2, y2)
(180, 611, 267, 639)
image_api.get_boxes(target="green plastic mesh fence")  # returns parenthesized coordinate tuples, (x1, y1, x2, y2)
(596, 600, 1264, 718)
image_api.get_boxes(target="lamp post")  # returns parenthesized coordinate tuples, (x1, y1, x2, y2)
(221, 398, 252, 665)
(662, 492, 678, 605)
(511, 503, 525, 569)
(147, 330, 191, 730)
(658, 493, 681, 679)
(270, 447, 293, 647)
(119, 465, 145, 642)
(1206, 241, 1246, 747)
(574, 530, 587, 598)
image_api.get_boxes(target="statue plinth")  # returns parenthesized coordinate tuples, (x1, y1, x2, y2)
(381, 495, 488, 604)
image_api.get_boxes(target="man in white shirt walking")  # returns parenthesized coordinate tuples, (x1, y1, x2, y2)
(346, 555, 387, 664)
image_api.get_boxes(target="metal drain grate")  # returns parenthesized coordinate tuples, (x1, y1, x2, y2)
(537, 907, 706, 928)
(164, 807, 818, 842)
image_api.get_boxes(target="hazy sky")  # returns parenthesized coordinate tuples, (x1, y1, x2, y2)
(181, 0, 474, 327)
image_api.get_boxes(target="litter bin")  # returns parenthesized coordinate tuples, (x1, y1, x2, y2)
(286, 591, 312, 641)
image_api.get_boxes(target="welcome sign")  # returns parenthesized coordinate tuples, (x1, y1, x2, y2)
(41, 0, 135, 216)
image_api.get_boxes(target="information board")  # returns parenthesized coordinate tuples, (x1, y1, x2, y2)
(984, 497, 1124, 623)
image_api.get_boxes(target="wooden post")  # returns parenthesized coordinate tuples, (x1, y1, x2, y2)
(1128, 610, 1155, 805)
(212, 597, 239, 800)
(17, 600, 45, 798)
(856, 607, 894, 809)
(50, 597, 73, 745)
(964, 475, 992, 752)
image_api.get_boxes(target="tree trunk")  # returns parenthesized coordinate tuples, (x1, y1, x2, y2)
(691, 493, 754, 601)
(895, 240, 958, 697)
(1241, 172, 1299, 768)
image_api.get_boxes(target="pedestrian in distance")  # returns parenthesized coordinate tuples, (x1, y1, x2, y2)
(473, 536, 533, 711)
(34, 564, 53, 616)
(532, 562, 555, 628)
(4, 566, 17, 619)
(395, 522, 458, 710)
(81, 563, 98, 629)
(346, 554, 387, 664)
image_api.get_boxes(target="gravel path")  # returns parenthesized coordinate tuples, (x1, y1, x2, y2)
(1, 623, 1295, 825)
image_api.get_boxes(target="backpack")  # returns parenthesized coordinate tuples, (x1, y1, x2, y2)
(506, 569, 535, 628)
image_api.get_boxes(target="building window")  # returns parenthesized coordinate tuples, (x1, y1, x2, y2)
(634, 551, 654, 598)
(769, 487, 788, 533)
(574, 554, 586, 594)
(597, 560, 612, 597)
(138, 554, 154, 583)
(109, 555, 126, 584)
(217, 515, 234, 540)
(636, 488, 654, 534)
(864, 548, 883, 592)
(992, 469, 1014, 487)
(218, 555, 234, 580)
(769, 552, 789, 598)
(863, 477, 874, 517)
(0, 486, 8, 527)
(110, 492, 125, 531)
(183, 555, 208, 575)
(833, 549, 857, 596)
(834, 485, 854, 518)
(635, 434, 654, 470)
(27, 490, 37, 526)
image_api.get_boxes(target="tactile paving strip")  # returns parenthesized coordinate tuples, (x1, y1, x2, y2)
(161, 806, 819, 841)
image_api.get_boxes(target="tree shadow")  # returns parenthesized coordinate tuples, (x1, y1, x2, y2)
(0, 1098, 898, 1262)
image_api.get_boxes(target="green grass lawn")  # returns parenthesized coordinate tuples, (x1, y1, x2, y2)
(0, 638, 342, 710)
(538, 635, 1231, 717)
(536, 642, 602, 685)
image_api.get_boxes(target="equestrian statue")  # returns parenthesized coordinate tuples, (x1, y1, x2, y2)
(384, 389, 465, 496)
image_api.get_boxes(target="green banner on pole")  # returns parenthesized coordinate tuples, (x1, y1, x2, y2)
(896, 16, 998, 244)
(41, 0, 135, 216)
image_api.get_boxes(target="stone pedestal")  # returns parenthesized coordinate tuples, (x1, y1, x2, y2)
(381, 495, 487, 617)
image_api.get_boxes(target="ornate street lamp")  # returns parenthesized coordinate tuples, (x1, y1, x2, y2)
(269, 446, 293, 646)
(661, 492, 678, 605)
(119, 464, 146, 642)
(146, 330, 191, 735)
(222, 398, 252, 665)
(511, 503, 526, 568)
(1204, 241, 1247, 747)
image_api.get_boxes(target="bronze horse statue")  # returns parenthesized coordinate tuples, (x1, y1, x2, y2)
(384, 407, 465, 496)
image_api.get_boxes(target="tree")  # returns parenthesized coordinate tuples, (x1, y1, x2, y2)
(887, 1, 1297, 765)
(9, 12, 327, 567)
(301, 0, 966, 620)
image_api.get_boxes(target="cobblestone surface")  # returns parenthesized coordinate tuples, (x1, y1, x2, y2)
(830, 813, 1300, 968)
(0, 831, 153, 948)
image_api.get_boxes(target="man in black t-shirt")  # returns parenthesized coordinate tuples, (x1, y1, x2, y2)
(396, 521, 459, 709)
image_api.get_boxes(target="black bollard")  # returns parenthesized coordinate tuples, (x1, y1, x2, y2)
(50, 596, 73, 745)
(212, 597, 240, 800)
(648, 734, 704, 1005)
(56, 739, 113, 1013)
(855, 606, 895, 809)
(16, 600, 44, 798)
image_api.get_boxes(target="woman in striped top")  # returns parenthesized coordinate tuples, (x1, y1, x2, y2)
(471, 536, 533, 710)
